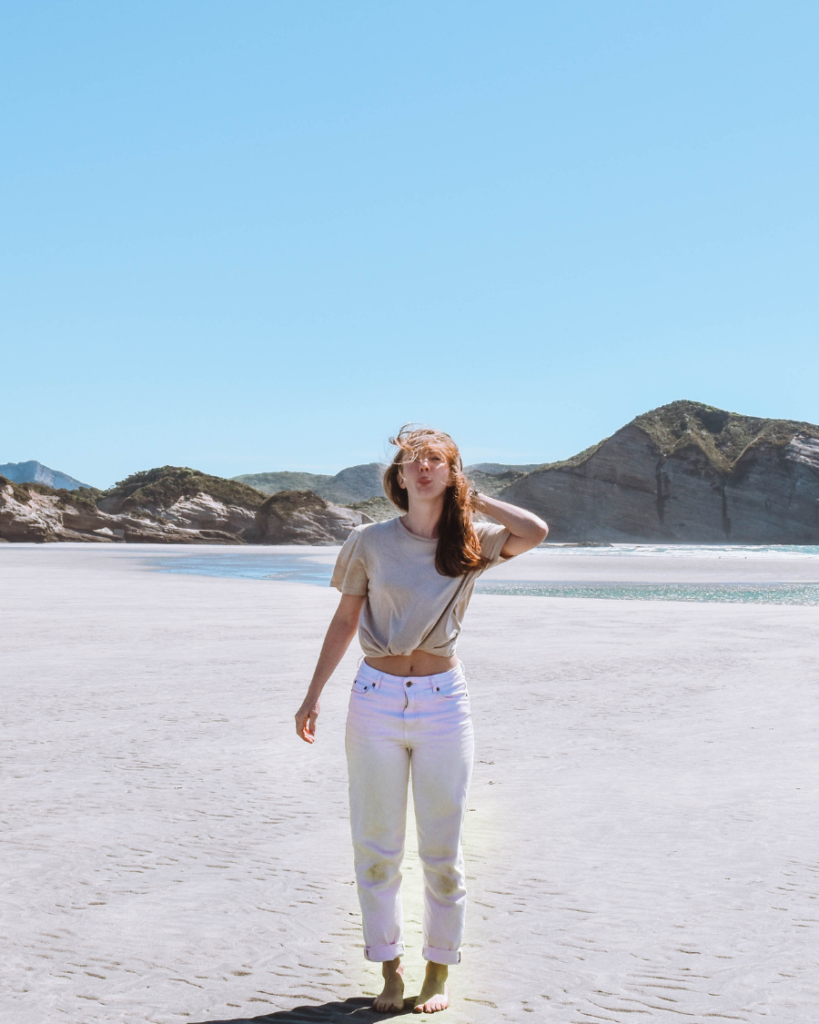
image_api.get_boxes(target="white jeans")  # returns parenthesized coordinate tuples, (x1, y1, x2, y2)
(345, 659, 474, 966)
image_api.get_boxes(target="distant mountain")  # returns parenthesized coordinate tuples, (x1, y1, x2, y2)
(320, 464, 387, 503)
(0, 460, 91, 491)
(234, 463, 387, 504)
(499, 400, 819, 543)
(234, 461, 540, 502)
(235, 470, 333, 494)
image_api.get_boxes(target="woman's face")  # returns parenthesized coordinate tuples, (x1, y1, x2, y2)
(398, 446, 452, 503)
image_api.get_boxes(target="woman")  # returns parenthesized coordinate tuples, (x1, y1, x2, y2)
(295, 426, 548, 1014)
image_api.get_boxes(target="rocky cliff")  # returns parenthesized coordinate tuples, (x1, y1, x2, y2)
(498, 401, 819, 543)
(255, 490, 372, 544)
(0, 468, 371, 544)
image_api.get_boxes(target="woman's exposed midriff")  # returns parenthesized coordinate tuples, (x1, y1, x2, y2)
(364, 648, 459, 678)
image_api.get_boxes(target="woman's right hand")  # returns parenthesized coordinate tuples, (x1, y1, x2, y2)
(295, 592, 364, 746)
(295, 699, 320, 744)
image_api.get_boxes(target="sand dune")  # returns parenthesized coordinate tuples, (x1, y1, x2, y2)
(1, 545, 817, 1022)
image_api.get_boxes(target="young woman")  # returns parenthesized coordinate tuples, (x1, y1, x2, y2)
(295, 426, 548, 1014)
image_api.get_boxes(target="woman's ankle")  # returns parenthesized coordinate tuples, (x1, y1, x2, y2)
(424, 960, 448, 977)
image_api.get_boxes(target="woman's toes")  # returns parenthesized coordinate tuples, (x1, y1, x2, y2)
(413, 984, 449, 1013)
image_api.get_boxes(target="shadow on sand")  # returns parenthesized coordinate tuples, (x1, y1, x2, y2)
(194, 996, 416, 1023)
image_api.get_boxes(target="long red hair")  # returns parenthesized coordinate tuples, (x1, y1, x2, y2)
(383, 425, 488, 578)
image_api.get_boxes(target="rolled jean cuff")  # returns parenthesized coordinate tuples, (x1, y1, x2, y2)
(365, 942, 404, 962)
(423, 944, 461, 965)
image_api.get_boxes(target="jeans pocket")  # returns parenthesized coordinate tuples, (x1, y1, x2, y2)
(352, 677, 375, 695)
(434, 679, 469, 701)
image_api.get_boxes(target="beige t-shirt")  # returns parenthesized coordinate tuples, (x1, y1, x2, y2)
(330, 516, 512, 658)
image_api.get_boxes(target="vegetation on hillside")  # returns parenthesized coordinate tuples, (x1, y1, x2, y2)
(55, 486, 105, 509)
(632, 400, 819, 471)
(0, 474, 35, 504)
(105, 467, 267, 511)
(257, 489, 330, 518)
(524, 401, 819, 477)
(466, 467, 540, 496)
(525, 440, 608, 474)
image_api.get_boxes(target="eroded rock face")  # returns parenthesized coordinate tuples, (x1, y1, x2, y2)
(0, 485, 69, 542)
(0, 483, 247, 544)
(499, 424, 819, 543)
(107, 494, 257, 541)
(724, 435, 819, 543)
(255, 490, 373, 544)
(0, 481, 373, 545)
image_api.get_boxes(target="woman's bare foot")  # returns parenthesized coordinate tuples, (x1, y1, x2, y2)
(413, 962, 449, 1013)
(373, 957, 405, 1013)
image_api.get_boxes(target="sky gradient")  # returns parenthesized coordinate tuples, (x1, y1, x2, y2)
(2, 1, 817, 487)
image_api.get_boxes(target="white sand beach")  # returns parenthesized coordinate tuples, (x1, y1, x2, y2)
(2, 544, 818, 1023)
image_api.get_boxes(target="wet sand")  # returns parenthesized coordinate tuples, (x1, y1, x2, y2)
(1, 544, 818, 1023)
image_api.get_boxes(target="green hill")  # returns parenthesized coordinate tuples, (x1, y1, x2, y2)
(101, 466, 267, 513)
(233, 470, 332, 495)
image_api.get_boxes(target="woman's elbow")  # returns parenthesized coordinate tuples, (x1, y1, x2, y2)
(528, 516, 548, 543)
(512, 518, 548, 553)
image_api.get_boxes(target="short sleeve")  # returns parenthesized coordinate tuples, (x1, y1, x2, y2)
(477, 522, 512, 570)
(330, 527, 369, 595)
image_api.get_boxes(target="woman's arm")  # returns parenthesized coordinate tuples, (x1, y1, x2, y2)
(295, 592, 366, 744)
(473, 491, 549, 558)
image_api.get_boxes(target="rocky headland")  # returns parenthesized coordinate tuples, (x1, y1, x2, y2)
(498, 401, 819, 543)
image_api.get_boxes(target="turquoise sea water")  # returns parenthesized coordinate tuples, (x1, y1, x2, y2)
(152, 553, 332, 584)
(150, 549, 819, 605)
(476, 581, 819, 604)
(554, 543, 819, 558)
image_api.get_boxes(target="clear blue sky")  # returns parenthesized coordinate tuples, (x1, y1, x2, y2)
(2, 1, 817, 487)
